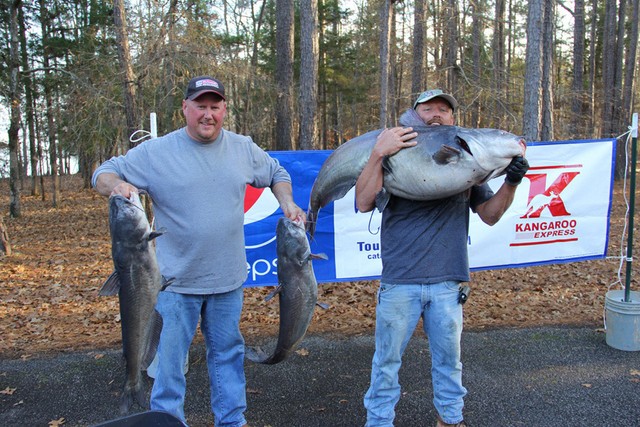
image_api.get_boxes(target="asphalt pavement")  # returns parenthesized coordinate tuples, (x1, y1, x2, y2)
(1, 326, 639, 427)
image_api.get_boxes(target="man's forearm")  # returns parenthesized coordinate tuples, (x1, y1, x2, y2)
(271, 181, 305, 221)
(94, 173, 126, 197)
(355, 155, 385, 213)
(475, 183, 517, 226)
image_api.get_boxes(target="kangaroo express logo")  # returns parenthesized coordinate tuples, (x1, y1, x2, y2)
(511, 164, 581, 247)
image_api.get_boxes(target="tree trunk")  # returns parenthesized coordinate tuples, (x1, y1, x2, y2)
(18, 1, 39, 197)
(444, 0, 458, 94)
(540, 0, 554, 141)
(113, 0, 139, 149)
(0, 217, 11, 258)
(432, 0, 441, 72)
(522, 0, 544, 141)
(493, 0, 506, 127)
(389, 6, 398, 124)
(243, 0, 267, 137)
(412, 0, 426, 97)
(379, 0, 392, 127)
(601, 0, 617, 137)
(612, 0, 626, 134)
(275, 0, 294, 151)
(39, 0, 60, 207)
(298, 0, 319, 150)
(571, 0, 586, 138)
(9, 0, 22, 218)
(622, 0, 639, 127)
(588, 0, 598, 132)
(319, 3, 327, 150)
(162, 1, 178, 137)
(470, 0, 484, 127)
(506, 0, 514, 108)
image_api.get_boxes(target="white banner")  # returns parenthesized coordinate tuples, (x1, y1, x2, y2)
(330, 139, 615, 280)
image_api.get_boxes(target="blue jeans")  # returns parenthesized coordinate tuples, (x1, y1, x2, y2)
(364, 281, 466, 426)
(150, 288, 247, 427)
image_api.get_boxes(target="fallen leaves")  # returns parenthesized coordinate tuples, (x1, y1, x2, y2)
(295, 348, 310, 357)
(0, 175, 638, 359)
(0, 386, 16, 395)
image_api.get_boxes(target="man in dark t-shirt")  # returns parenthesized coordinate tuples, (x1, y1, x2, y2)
(355, 89, 529, 427)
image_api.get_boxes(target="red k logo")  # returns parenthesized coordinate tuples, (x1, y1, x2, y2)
(521, 170, 580, 218)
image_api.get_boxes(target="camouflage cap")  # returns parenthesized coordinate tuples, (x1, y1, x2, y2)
(413, 89, 458, 111)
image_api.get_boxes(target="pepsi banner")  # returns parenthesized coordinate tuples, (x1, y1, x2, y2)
(244, 138, 616, 286)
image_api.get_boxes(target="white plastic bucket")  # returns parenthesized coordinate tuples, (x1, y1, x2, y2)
(605, 289, 640, 351)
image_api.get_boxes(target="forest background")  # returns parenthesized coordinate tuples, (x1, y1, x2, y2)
(0, 0, 639, 355)
(1, 0, 639, 208)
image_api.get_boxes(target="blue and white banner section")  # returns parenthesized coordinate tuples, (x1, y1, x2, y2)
(243, 139, 616, 286)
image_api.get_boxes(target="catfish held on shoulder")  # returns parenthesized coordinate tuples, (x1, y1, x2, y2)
(306, 121, 525, 237)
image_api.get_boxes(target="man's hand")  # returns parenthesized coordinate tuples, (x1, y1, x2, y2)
(95, 173, 139, 198)
(281, 201, 307, 224)
(271, 181, 306, 223)
(372, 127, 418, 158)
(505, 156, 529, 186)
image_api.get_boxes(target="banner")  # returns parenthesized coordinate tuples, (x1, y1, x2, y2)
(244, 138, 616, 286)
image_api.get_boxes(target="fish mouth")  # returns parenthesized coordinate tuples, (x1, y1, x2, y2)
(109, 193, 146, 219)
(291, 217, 305, 228)
(518, 138, 527, 155)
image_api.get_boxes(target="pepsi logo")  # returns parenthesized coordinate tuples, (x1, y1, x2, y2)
(244, 185, 281, 249)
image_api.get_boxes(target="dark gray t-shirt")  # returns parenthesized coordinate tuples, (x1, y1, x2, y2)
(380, 185, 493, 284)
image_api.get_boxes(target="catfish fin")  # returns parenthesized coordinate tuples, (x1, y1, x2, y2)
(99, 271, 121, 296)
(265, 285, 283, 302)
(317, 301, 330, 310)
(148, 227, 166, 241)
(432, 145, 462, 165)
(161, 276, 174, 291)
(141, 310, 163, 370)
(375, 188, 391, 212)
(245, 345, 270, 363)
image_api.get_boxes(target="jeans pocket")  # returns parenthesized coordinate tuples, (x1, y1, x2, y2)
(444, 280, 462, 293)
(377, 283, 397, 304)
(379, 283, 398, 293)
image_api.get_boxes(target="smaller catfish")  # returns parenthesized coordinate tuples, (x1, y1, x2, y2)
(99, 192, 166, 414)
(246, 217, 327, 365)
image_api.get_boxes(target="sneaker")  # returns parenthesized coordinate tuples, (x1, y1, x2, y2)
(436, 416, 467, 427)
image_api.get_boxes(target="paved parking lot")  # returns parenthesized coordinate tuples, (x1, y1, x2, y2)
(1, 326, 639, 426)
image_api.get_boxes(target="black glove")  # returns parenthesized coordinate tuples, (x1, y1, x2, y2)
(505, 156, 529, 185)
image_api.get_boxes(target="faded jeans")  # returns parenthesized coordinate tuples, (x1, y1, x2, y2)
(150, 288, 247, 427)
(364, 281, 466, 426)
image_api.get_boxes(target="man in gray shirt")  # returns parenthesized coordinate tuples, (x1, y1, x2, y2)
(93, 76, 305, 426)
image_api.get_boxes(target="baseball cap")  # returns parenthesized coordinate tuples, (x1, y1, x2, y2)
(184, 76, 226, 101)
(413, 89, 458, 111)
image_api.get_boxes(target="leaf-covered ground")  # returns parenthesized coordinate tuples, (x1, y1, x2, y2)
(1, 175, 638, 359)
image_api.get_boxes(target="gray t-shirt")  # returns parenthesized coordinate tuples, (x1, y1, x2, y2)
(92, 127, 291, 294)
(380, 185, 493, 284)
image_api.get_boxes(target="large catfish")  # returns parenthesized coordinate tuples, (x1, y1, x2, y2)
(99, 192, 165, 413)
(307, 111, 525, 236)
(246, 217, 327, 365)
